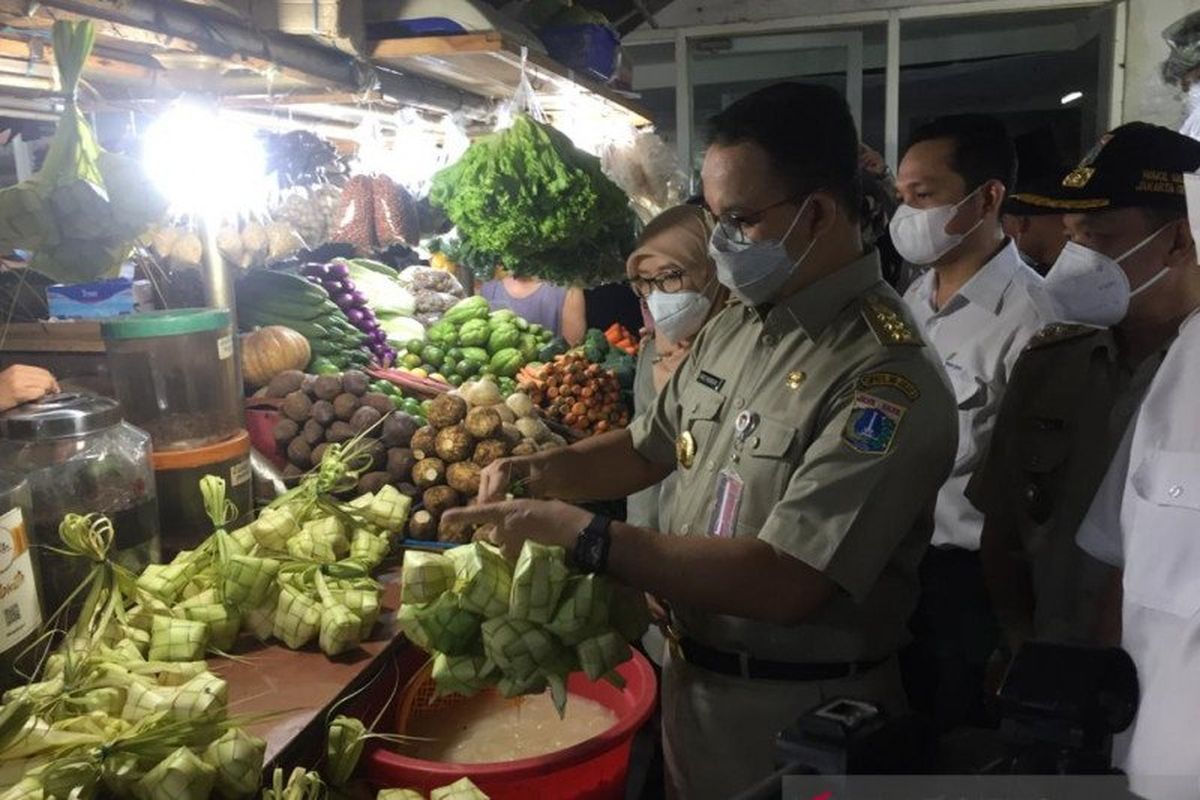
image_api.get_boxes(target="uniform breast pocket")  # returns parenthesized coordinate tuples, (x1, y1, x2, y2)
(1124, 449, 1200, 618)
(743, 415, 799, 511)
(680, 385, 726, 455)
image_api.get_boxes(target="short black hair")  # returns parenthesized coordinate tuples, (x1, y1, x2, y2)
(707, 83, 861, 221)
(907, 114, 1018, 193)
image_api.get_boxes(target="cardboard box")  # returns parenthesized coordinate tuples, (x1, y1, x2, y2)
(47, 279, 156, 320)
(249, 0, 364, 54)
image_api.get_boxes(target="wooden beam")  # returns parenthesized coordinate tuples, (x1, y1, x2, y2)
(0, 2, 199, 53)
(0, 36, 157, 83)
(369, 32, 505, 60)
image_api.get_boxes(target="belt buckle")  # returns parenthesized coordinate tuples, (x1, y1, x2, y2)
(737, 651, 752, 679)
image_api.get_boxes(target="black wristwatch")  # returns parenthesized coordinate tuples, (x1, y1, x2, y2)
(573, 514, 612, 574)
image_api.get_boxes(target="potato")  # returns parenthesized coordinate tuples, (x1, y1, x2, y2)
(411, 425, 438, 458)
(350, 406, 383, 435)
(438, 514, 475, 544)
(311, 400, 336, 426)
(396, 482, 420, 499)
(326, 421, 354, 444)
(342, 370, 370, 396)
(505, 392, 535, 419)
(363, 439, 387, 472)
(427, 394, 468, 429)
(302, 419, 325, 446)
(382, 412, 420, 448)
(423, 485, 462, 518)
(333, 393, 360, 421)
(408, 509, 438, 541)
(312, 374, 343, 401)
(515, 416, 551, 443)
(312, 442, 331, 466)
(491, 403, 517, 424)
(282, 464, 305, 480)
(387, 448, 417, 481)
(447, 461, 482, 496)
(362, 392, 394, 417)
(266, 370, 305, 399)
(473, 439, 511, 467)
(357, 471, 391, 495)
(301, 374, 318, 396)
(412, 458, 446, 488)
(464, 407, 502, 440)
(435, 425, 475, 463)
(286, 437, 313, 468)
(282, 391, 313, 423)
(273, 418, 299, 446)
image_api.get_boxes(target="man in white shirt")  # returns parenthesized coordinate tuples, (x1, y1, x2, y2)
(892, 114, 1046, 731)
(1075, 135, 1200, 800)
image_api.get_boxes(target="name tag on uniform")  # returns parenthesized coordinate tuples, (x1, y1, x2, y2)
(707, 469, 744, 538)
(696, 371, 725, 392)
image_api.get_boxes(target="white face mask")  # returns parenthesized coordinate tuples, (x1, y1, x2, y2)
(889, 186, 985, 265)
(646, 278, 714, 344)
(708, 197, 820, 306)
(1040, 224, 1174, 326)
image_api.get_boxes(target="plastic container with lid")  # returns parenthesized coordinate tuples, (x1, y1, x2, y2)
(153, 429, 253, 559)
(101, 308, 242, 451)
(0, 394, 161, 615)
(0, 471, 43, 693)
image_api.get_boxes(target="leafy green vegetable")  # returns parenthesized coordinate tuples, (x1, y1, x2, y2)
(430, 115, 636, 286)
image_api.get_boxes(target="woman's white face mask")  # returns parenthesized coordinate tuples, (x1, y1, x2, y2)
(1039, 223, 1175, 327)
(646, 276, 715, 343)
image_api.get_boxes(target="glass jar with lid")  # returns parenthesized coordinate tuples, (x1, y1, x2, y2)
(0, 471, 43, 693)
(0, 394, 160, 616)
(101, 308, 242, 451)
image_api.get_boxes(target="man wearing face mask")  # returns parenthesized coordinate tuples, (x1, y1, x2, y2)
(1161, 9, 1200, 143)
(891, 115, 1046, 732)
(1001, 173, 1070, 276)
(440, 83, 958, 799)
(968, 123, 1200, 674)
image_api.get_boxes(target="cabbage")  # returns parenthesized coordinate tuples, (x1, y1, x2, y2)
(342, 259, 417, 317)
(381, 315, 426, 347)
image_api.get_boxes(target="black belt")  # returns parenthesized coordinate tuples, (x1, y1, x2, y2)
(680, 638, 887, 682)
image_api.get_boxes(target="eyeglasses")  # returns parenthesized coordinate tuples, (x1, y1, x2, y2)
(713, 195, 801, 244)
(630, 270, 687, 298)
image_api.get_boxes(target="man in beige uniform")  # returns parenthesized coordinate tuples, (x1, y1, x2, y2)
(445, 83, 957, 799)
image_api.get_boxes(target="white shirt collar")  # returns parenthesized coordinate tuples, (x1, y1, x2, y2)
(916, 239, 1026, 317)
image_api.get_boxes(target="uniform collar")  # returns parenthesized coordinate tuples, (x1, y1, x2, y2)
(744, 250, 883, 338)
(917, 239, 1025, 317)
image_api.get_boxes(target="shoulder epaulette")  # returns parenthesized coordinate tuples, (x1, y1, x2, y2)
(861, 294, 922, 346)
(1025, 323, 1102, 350)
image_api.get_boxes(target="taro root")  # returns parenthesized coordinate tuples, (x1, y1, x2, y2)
(302, 419, 325, 446)
(410, 426, 438, 459)
(499, 423, 523, 448)
(301, 374, 318, 395)
(511, 441, 538, 457)
(362, 392, 395, 417)
(412, 458, 446, 488)
(350, 406, 383, 435)
(313, 374, 343, 401)
(396, 482, 420, 499)
(287, 437, 313, 468)
(326, 421, 354, 444)
(267, 370, 305, 399)
(363, 439, 387, 472)
(464, 407, 502, 440)
(427, 394, 468, 429)
(435, 425, 475, 463)
(342, 369, 370, 397)
(387, 448, 416, 482)
(283, 464, 305, 480)
(357, 471, 391, 495)
(473, 438, 511, 468)
(282, 391, 313, 423)
(381, 412, 419, 448)
(311, 400, 336, 426)
(273, 418, 300, 446)
(446, 462, 482, 497)
(333, 393, 360, 421)
(422, 485, 462, 518)
(408, 510, 438, 541)
(312, 442, 331, 465)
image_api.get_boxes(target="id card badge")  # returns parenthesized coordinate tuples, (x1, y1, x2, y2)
(707, 468, 744, 538)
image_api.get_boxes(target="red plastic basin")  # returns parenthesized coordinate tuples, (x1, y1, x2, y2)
(363, 650, 658, 800)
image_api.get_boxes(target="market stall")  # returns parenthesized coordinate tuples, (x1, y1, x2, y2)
(0, 1, 674, 796)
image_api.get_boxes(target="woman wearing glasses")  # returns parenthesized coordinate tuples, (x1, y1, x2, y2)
(625, 204, 729, 577)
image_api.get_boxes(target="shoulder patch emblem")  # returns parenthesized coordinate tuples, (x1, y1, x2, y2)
(1026, 323, 1099, 350)
(862, 295, 921, 346)
(843, 393, 906, 455)
(857, 372, 921, 401)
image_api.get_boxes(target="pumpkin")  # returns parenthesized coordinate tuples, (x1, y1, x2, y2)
(241, 325, 311, 387)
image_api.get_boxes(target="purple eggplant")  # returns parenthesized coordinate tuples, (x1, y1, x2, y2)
(346, 308, 366, 324)
(335, 293, 357, 310)
(328, 261, 350, 279)
(350, 290, 366, 306)
(304, 263, 330, 277)
(340, 279, 357, 293)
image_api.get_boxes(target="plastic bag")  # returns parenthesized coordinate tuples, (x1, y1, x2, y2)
(399, 265, 464, 295)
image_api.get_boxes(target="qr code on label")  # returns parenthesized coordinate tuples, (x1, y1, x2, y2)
(3, 604, 19, 627)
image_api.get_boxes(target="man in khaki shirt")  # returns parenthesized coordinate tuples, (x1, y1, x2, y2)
(445, 83, 958, 799)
